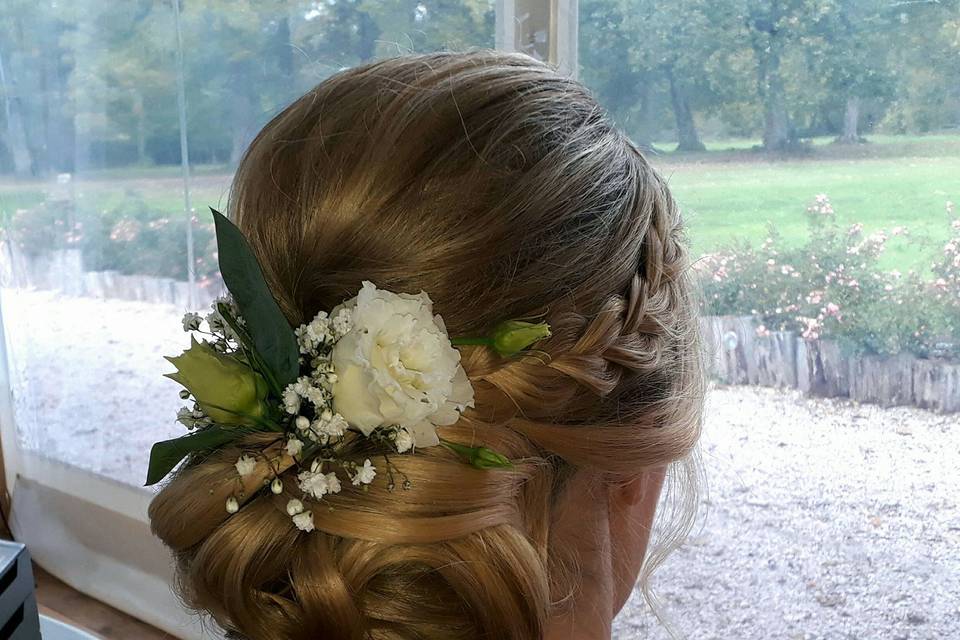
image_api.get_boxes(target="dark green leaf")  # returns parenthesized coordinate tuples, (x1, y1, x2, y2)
(144, 426, 240, 486)
(211, 208, 299, 388)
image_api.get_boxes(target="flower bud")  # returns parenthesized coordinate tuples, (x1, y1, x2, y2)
(441, 440, 512, 470)
(286, 498, 304, 516)
(470, 446, 512, 470)
(490, 320, 551, 357)
(165, 336, 270, 426)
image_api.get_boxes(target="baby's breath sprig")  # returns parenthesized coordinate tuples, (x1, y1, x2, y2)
(148, 210, 541, 533)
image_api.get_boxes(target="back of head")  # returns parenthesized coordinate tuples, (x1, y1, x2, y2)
(149, 50, 704, 640)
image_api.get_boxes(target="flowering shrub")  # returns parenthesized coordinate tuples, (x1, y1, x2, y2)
(8, 203, 84, 255)
(6, 195, 219, 286)
(697, 196, 960, 360)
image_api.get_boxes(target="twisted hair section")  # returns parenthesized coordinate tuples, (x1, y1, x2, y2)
(149, 50, 705, 640)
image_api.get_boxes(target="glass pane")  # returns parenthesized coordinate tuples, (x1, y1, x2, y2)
(580, 1, 959, 638)
(0, 0, 494, 487)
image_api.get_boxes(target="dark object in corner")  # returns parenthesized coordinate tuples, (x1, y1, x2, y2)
(0, 540, 40, 639)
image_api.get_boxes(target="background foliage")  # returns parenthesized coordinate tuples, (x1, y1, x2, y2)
(0, 0, 957, 172)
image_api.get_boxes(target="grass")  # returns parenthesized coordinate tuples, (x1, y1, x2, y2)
(1, 135, 957, 273)
(655, 155, 959, 271)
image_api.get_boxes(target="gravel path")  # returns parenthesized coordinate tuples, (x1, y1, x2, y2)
(615, 386, 959, 640)
(2, 290, 957, 639)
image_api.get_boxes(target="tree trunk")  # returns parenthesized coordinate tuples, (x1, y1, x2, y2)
(229, 87, 255, 166)
(357, 12, 379, 62)
(667, 69, 706, 152)
(0, 49, 34, 176)
(273, 14, 295, 101)
(836, 96, 861, 144)
(634, 79, 656, 151)
(756, 49, 791, 151)
(133, 90, 147, 164)
(5, 98, 33, 176)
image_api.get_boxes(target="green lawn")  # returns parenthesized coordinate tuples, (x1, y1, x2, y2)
(1, 136, 957, 273)
(650, 139, 960, 272)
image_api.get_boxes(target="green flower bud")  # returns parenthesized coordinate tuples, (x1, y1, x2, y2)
(165, 336, 270, 426)
(470, 446, 512, 470)
(491, 320, 552, 357)
(440, 440, 512, 470)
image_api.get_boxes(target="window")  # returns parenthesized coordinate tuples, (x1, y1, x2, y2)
(0, 2, 497, 635)
(2, 1, 955, 638)
(579, 1, 959, 638)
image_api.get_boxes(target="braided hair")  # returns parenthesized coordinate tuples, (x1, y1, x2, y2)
(150, 50, 706, 640)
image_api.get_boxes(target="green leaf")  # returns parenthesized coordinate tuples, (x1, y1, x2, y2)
(211, 208, 299, 389)
(144, 426, 241, 486)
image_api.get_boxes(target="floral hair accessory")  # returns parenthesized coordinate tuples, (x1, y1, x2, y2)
(146, 209, 550, 531)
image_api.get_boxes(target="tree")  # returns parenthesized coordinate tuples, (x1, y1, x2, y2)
(807, 0, 895, 143)
(579, 0, 659, 148)
(742, 0, 807, 150)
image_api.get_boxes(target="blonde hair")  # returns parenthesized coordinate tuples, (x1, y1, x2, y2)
(150, 50, 705, 640)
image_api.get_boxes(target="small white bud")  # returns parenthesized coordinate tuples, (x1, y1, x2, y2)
(271, 478, 284, 494)
(286, 498, 304, 516)
(295, 415, 310, 430)
(225, 497, 239, 514)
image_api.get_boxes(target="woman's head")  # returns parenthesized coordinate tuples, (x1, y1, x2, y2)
(150, 50, 704, 639)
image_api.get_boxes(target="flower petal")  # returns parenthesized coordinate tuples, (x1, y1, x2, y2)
(410, 420, 440, 448)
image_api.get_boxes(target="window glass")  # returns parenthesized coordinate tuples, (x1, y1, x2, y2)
(0, 0, 494, 486)
(579, 1, 959, 638)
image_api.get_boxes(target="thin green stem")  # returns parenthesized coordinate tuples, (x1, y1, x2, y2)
(450, 336, 494, 347)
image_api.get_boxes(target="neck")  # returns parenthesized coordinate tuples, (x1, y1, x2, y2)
(544, 472, 614, 640)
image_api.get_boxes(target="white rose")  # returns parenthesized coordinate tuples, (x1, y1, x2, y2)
(330, 281, 474, 448)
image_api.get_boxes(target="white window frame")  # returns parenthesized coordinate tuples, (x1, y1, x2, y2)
(496, 0, 579, 78)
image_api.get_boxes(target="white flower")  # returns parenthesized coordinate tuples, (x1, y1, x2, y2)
(271, 478, 284, 494)
(181, 312, 202, 331)
(206, 310, 224, 332)
(353, 459, 377, 486)
(394, 428, 414, 453)
(286, 438, 303, 457)
(330, 281, 475, 448)
(235, 455, 257, 477)
(325, 472, 342, 494)
(282, 386, 301, 415)
(297, 471, 332, 500)
(292, 510, 315, 532)
(331, 307, 353, 337)
(312, 412, 347, 439)
(304, 384, 330, 407)
(295, 415, 310, 431)
(175, 406, 205, 428)
(226, 497, 239, 513)
(286, 498, 304, 516)
(296, 311, 333, 354)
